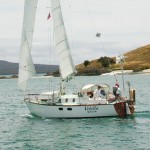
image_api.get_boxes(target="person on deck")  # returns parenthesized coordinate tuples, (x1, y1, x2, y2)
(93, 86, 102, 99)
(113, 83, 122, 99)
(113, 83, 119, 95)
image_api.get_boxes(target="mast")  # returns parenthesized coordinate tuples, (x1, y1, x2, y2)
(121, 60, 125, 92)
(51, 0, 76, 81)
(18, 0, 38, 91)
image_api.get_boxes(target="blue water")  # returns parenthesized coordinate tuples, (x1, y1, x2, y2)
(0, 75, 150, 150)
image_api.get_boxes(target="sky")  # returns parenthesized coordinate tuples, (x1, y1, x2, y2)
(0, 0, 150, 65)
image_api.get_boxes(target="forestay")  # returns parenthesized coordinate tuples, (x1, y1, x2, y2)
(51, 0, 76, 80)
(18, 0, 38, 91)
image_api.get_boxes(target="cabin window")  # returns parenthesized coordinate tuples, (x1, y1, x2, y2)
(72, 99, 75, 102)
(65, 99, 68, 102)
(41, 99, 48, 102)
(59, 108, 63, 111)
(67, 108, 72, 111)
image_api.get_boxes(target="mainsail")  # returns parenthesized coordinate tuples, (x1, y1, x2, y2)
(18, 0, 38, 91)
(51, 0, 76, 80)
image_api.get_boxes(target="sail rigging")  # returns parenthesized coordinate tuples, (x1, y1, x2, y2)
(51, 0, 76, 80)
(18, 0, 38, 91)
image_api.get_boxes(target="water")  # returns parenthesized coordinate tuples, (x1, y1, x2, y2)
(0, 75, 150, 150)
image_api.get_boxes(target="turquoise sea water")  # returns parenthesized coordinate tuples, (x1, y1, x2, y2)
(0, 75, 150, 150)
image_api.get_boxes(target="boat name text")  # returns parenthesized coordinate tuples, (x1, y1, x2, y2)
(85, 106, 98, 113)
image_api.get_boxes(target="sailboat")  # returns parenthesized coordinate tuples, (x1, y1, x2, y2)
(18, 0, 136, 118)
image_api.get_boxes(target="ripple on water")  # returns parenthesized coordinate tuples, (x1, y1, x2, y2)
(1, 75, 150, 149)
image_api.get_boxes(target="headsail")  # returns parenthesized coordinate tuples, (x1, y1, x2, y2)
(51, 0, 76, 80)
(18, 0, 38, 91)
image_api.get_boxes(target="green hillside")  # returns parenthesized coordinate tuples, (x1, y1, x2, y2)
(76, 44, 150, 75)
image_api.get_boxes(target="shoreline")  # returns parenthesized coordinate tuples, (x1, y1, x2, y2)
(101, 69, 150, 76)
(0, 69, 150, 79)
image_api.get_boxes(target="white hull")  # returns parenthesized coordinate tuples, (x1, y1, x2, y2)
(24, 100, 132, 118)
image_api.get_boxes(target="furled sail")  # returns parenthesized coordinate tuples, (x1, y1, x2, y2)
(116, 55, 125, 64)
(18, 0, 38, 91)
(51, 0, 76, 80)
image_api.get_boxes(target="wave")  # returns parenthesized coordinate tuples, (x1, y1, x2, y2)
(134, 110, 150, 118)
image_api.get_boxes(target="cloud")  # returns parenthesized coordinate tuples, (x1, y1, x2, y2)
(0, 0, 150, 65)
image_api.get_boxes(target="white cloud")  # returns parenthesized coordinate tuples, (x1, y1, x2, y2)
(0, 0, 150, 65)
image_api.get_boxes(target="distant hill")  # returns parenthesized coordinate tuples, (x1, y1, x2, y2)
(0, 60, 59, 75)
(123, 44, 150, 71)
(1, 44, 149, 76)
(76, 44, 150, 75)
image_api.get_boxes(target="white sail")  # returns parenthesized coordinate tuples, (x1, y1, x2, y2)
(51, 0, 76, 80)
(18, 0, 38, 91)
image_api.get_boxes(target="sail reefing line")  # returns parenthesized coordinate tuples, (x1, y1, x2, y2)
(18, 0, 38, 91)
(51, 0, 76, 81)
